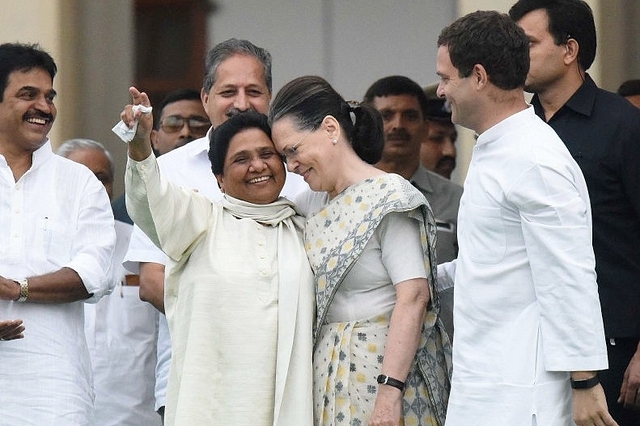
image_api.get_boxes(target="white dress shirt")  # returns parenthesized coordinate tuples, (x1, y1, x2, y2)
(0, 140, 115, 425)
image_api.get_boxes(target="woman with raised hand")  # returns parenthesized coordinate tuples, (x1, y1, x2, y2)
(119, 87, 314, 426)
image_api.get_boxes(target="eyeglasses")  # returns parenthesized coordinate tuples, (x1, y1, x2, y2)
(281, 132, 311, 161)
(159, 115, 211, 136)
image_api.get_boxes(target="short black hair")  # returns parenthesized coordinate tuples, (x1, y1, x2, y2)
(154, 88, 203, 129)
(363, 76, 429, 119)
(208, 111, 272, 175)
(617, 79, 640, 97)
(509, 0, 596, 71)
(0, 43, 57, 102)
(438, 10, 530, 90)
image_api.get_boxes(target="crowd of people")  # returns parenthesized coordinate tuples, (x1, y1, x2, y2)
(1, 0, 639, 425)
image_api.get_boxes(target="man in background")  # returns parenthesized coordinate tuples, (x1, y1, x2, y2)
(363, 75, 462, 338)
(58, 138, 162, 426)
(420, 83, 458, 180)
(510, 0, 640, 421)
(617, 78, 640, 108)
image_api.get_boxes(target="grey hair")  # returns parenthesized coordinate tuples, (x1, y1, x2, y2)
(203, 38, 272, 94)
(57, 138, 115, 177)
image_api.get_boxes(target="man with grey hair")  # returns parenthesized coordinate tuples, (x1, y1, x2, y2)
(123, 38, 305, 423)
(57, 138, 161, 426)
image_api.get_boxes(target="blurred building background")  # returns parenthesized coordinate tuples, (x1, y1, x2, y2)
(2, 0, 639, 195)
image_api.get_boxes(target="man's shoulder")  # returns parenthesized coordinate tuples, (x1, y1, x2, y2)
(413, 166, 463, 195)
(157, 137, 208, 166)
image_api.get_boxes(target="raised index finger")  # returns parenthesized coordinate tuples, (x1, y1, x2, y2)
(129, 86, 151, 108)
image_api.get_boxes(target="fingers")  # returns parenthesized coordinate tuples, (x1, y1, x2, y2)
(119, 87, 152, 128)
(129, 86, 151, 107)
(0, 319, 25, 341)
(618, 361, 640, 408)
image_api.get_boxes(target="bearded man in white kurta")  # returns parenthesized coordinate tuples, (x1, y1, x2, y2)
(120, 89, 314, 426)
(435, 12, 615, 426)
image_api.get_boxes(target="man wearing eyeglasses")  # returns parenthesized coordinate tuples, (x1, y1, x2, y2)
(151, 89, 210, 156)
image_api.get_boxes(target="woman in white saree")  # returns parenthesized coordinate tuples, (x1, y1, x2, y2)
(119, 88, 314, 426)
(269, 76, 451, 426)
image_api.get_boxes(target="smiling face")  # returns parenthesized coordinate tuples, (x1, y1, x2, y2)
(201, 54, 271, 128)
(271, 116, 331, 193)
(436, 45, 478, 131)
(215, 127, 285, 204)
(0, 68, 56, 155)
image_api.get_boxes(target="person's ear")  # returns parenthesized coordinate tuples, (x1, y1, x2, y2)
(215, 174, 225, 192)
(473, 64, 489, 90)
(150, 129, 159, 150)
(201, 87, 209, 108)
(563, 38, 579, 66)
(321, 115, 341, 142)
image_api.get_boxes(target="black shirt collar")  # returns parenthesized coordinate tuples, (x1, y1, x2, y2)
(531, 74, 598, 120)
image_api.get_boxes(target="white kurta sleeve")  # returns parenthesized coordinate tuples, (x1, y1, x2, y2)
(66, 174, 117, 302)
(508, 163, 607, 372)
(436, 260, 456, 292)
(125, 154, 214, 262)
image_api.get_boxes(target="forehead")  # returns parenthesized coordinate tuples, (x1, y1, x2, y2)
(436, 45, 455, 73)
(160, 99, 206, 119)
(226, 127, 274, 156)
(426, 120, 456, 135)
(372, 94, 421, 112)
(213, 54, 268, 90)
(270, 116, 300, 145)
(66, 149, 111, 172)
(516, 8, 550, 37)
(5, 68, 53, 93)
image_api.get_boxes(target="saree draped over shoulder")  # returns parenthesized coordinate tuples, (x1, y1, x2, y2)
(305, 174, 451, 426)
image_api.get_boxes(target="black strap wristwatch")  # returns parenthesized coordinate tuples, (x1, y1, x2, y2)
(377, 374, 405, 392)
(570, 374, 599, 389)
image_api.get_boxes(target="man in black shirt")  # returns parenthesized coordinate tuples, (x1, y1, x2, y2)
(510, 0, 640, 423)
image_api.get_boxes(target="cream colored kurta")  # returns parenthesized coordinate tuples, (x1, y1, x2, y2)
(125, 154, 314, 426)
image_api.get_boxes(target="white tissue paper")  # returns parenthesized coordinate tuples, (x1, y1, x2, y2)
(111, 105, 153, 143)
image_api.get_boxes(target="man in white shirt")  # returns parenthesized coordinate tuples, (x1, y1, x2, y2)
(434, 12, 616, 426)
(123, 38, 305, 421)
(0, 43, 115, 425)
(58, 138, 162, 426)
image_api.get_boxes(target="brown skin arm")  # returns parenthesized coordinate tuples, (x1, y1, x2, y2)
(121, 86, 153, 161)
(138, 262, 165, 313)
(0, 267, 90, 303)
